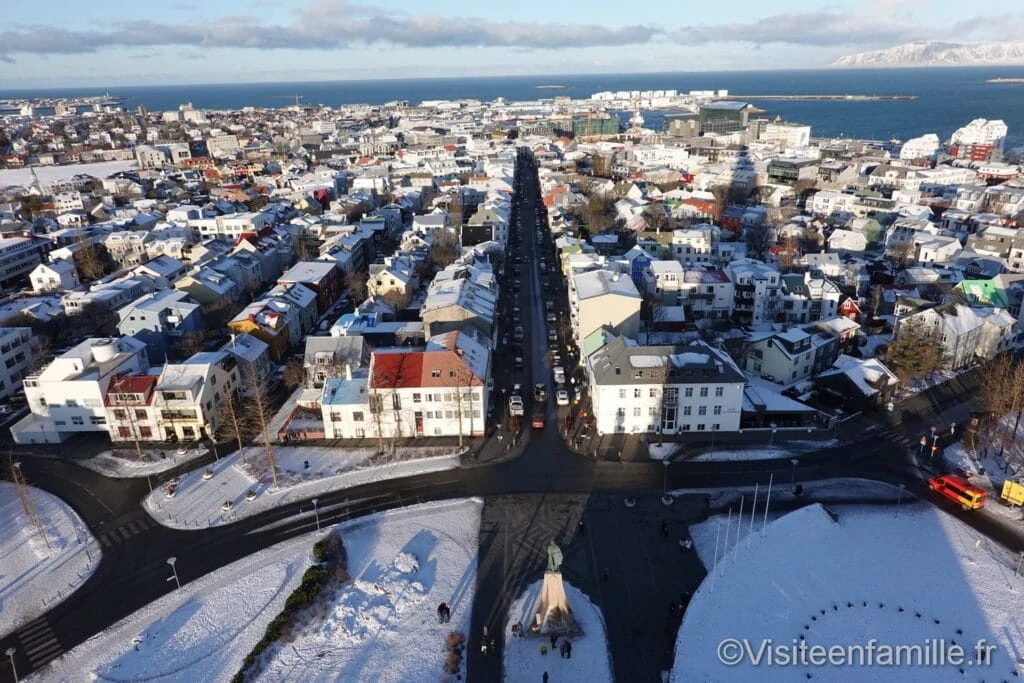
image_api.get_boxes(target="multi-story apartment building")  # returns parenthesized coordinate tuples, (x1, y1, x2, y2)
(568, 269, 642, 343)
(680, 268, 735, 320)
(104, 374, 161, 443)
(117, 289, 203, 363)
(777, 273, 842, 324)
(586, 336, 745, 435)
(154, 351, 239, 442)
(323, 331, 489, 439)
(670, 227, 716, 266)
(13, 337, 150, 444)
(0, 236, 49, 285)
(725, 259, 782, 326)
(0, 327, 35, 401)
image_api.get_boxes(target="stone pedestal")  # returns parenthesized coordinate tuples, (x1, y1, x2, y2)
(531, 571, 583, 636)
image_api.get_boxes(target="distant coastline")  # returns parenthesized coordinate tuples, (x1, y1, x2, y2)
(986, 78, 1024, 83)
(535, 85, 569, 90)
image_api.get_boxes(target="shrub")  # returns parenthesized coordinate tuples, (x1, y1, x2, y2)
(443, 652, 462, 674)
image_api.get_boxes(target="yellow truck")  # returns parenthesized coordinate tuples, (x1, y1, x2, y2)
(1000, 480, 1024, 506)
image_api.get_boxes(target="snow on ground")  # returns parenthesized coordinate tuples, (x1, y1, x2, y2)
(674, 503, 1024, 682)
(77, 445, 210, 478)
(38, 499, 481, 683)
(690, 440, 839, 462)
(0, 160, 139, 189)
(144, 444, 461, 529)
(258, 499, 482, 683)
(672, 478, 907, 516)
(503, 580, 613, 683)
(37, 532, 315, 682)
(943, 413, 1024, 486)
(648, 442, 681, 460)
(896, 367, 971, 401)
(0, 482, 99, 637)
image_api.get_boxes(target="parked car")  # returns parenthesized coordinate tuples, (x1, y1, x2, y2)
(513, 326, 524, 342)
(547, 329, 557, 342)
(552, 366, 566, 384)
(531, 412, 545, 429)
(509, 395, 525, 417)
(545, 312, 556, 323)
(573, 385, 582, 402)
(533, 383, 547, 403)
(556, 389, 569, 406)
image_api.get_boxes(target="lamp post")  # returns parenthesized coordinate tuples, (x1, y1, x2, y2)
(895, 483, 906, 518)
(769, 423, 778, 447)
(166, 557, 180, 590)
(662, 459, 670, 496)
(711, 424, 718, 451)
(5, 647, 17, 683)
(312, 498, 321, 533)
(930, 426, 939, 464)
(790, 458, 799, 487)
(918, 436, 927, 460)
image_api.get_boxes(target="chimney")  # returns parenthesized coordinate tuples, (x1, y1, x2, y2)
(345, 362, 352, 381)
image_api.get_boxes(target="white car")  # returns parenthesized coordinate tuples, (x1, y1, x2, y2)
(556, 390, 569, 406)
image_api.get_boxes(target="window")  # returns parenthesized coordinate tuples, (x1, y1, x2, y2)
(633, 407, 641, 417)
(616, 408, 625, 417)
(413, 393, 422, 403)
(118, 426, 131, 438)
(649, 407, 658, 416)
(353, 411, 364, 422)
(684, 388, 693, 397)
(114, 409, 127, 420)
(392, 394, 401, 410)
(711, 424, 720, 432)
(697, 423, 705, 431)
(634, 370, 642, 379)
(65, 399, 77, 407)
(445, 410, 454, 418)
(699, 387, 709, 397)
(713, 405, 722, 415)
(649, 388, 658, 398)
(698, 406, 707, 416)
(72, 416, 84, 425)
(369, 395, 383, 413)
(618, 389, 626, 399)
(683, 406, 692, 416)
(472, 410, 481, 419)
(90, 416, 106, 425)
(681, 424, 691, 431)
(431, 369, 441, 377)
(449, 370, 457, 378)
(715, 387, 724, 397)
(634, 388, 641, 398)
(139, 426, 152, 438)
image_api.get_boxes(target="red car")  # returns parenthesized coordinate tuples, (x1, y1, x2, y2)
(531, 412, 545, 429)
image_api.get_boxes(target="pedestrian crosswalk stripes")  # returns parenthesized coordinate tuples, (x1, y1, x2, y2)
(18, 617, 62, 667)
(98, 515, 156, 548)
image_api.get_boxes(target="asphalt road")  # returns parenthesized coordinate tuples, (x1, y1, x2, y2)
(2, 150, 1022, 682)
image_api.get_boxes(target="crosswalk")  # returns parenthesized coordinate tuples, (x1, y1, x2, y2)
(17, 616, 62, 668)
(97, 515, 158, 548)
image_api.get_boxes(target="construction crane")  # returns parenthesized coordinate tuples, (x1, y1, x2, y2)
(272, 94, 303, 106)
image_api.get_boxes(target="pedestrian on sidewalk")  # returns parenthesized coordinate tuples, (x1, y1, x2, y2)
(559, 640, 567, 658)
(565, 640, 572, 659)
(543, 673, 549, 683)
(550, 634, 558, 650)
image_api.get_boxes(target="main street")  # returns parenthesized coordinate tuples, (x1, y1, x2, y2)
(1, 150, 1019, 682)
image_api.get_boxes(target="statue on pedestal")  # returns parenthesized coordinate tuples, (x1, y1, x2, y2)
(531, 540, 582, 636)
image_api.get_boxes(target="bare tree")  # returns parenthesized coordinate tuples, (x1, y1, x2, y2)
(173, 330, 207, 360)
(8, 454, 50, 550)
(886, 238, 917, 275)
(344, 270, 368, 303)
(447, 363, 481, 449)
(869, 285, 885, 319)
(243, 363, 279, 487)
(581, 194, 613, 233)
(72, 239, 113, 281)
(745, 224, 774, 261)
(427, 229, 462, 270)
(215, 389, 250, 464)
(109, 376, 149, 463)
(646, 202, 668, 233)
(281, 356, 307, 389)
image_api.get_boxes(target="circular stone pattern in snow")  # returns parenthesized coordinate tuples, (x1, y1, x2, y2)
(394, 551, 419, 574)
(673, 504, 1022, 682)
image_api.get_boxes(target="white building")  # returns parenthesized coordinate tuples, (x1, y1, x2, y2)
(154, 351, 240, 442)
(29, 259, 81, 293)
(725, 259, 783, 326)
(12, 337, 150, 444)
(568, 269, 643, 343)
(586, 336, 746, 435)
(950, 118, 1008, 151)
(899, 134, 941, 161)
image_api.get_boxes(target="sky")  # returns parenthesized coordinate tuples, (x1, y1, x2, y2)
(0, 0, 1022, 88)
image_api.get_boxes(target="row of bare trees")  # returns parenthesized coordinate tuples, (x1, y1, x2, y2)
(975, 353, 1024, 464)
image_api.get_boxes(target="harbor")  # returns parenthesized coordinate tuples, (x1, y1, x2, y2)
(0, 95, 125, 115)
(717, 94, 918, 101)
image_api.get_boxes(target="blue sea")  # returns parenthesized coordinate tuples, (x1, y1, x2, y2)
(3, 67, 1024, 145)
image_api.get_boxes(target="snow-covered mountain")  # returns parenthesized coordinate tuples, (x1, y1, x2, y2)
(831, 41, 1024, 68)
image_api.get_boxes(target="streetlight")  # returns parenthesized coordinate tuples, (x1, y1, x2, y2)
(312, 498, 321, 533)
(930, 427, 940, 464)
(166, 557, 180, 590)
(5, 647, 17, 683)
(790, 458, 799, 487)
(918, 436, 927, 460)
(711, 424, 718, 451)
(769, 423, 778, 447)
(662, 459, 670, 495)
(895, 483, 906, 518)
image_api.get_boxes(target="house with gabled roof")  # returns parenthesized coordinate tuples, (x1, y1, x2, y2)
(813, 355, 899, 411)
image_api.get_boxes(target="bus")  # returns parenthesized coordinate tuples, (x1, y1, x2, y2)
(928, 475, 987, 510)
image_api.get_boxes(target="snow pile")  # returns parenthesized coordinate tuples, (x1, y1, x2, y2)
(648, 442, 680, 460)
(0, 160, 139, 189)
(674, 504, 1024, 681)
(41, 499, 482, 683)
(144, 445, 461, 529)
(0, 482, 99, 637)
(79, 445, 208, 478)
(260, 499, 482, 682)
(503, 580, 613, 682)
(39, 534, 313, 681)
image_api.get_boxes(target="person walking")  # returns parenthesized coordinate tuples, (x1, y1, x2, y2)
(565, 640, 572, 659)
(559, 640, 567, 658)
(543, 673, 549, 683)
(550, 634, 558, 650)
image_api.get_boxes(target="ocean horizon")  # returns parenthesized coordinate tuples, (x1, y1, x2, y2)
(3, 66, 1024, 145)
